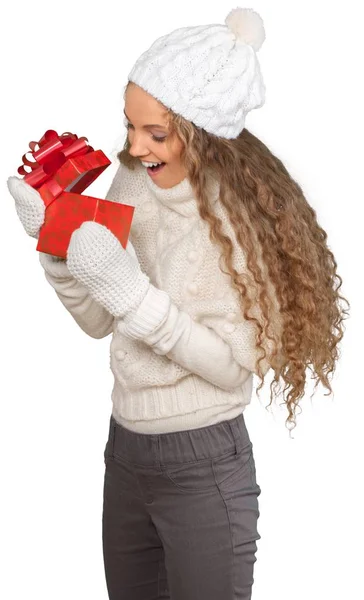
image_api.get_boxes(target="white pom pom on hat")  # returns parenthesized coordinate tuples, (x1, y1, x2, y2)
(225, 7, 266, 52)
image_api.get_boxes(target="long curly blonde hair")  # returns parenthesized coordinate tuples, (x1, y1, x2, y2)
(117, 83, 350, 433)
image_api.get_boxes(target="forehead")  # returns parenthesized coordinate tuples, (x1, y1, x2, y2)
(125, 83, 168, 120)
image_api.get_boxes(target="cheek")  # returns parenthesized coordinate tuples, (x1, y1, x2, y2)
(167, 144, 183, 164)
(174, 140, 184, 162)
(164, 133, 183, 163)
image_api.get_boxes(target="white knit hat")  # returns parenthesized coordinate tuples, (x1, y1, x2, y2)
(127, 7, 266, 139)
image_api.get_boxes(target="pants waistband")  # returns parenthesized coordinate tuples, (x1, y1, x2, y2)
(105, 411, 252, 468)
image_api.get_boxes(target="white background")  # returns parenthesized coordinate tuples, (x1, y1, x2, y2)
(1, 1, 362, 598)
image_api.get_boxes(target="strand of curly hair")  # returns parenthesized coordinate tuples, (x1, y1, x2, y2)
(117, 83, 350, 434)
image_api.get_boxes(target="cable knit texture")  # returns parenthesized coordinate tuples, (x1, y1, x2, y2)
(128, 7, 266, 138)
(38, 161, 283, 434)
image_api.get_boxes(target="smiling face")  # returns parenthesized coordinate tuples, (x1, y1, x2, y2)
(124, 82, 187, 189)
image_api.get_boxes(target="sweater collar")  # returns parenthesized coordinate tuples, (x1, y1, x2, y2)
(142, 165, 220, 216)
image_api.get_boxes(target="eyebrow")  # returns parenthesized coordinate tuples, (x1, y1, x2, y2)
(123, 109, 167, 130)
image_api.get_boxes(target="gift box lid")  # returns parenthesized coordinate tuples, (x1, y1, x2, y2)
(39, 149, 111, 207)
(18, 130, 112, 207)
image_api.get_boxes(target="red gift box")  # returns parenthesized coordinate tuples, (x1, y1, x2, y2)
(17, 130, 134, 259)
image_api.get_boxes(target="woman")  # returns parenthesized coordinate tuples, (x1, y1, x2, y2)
(7, 7, 349, 600)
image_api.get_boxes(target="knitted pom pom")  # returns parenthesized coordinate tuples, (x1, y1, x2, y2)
(225, 7, 265, 51)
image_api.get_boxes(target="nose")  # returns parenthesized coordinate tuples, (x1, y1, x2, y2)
(128, 132, 149, 158)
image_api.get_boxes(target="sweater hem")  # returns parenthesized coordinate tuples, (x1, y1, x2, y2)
(111, 402, 247, 434)
(110, 373, 253, 434)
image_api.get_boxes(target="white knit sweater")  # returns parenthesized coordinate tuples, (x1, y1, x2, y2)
(39, 162, 282, 433)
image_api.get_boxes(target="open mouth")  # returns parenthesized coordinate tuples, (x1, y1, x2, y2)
(147, 162, 166, 176)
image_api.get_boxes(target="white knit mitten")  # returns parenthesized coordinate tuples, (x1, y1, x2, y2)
(66, 221, 151, 318)
(7, 176, 45, 239)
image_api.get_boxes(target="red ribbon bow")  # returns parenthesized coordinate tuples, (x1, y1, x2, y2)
(17, 129, 94, 189)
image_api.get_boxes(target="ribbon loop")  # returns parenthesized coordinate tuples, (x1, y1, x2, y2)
(17, 129, 94, 189)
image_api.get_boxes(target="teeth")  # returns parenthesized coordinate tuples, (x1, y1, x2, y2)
(141, 161, 163, 167)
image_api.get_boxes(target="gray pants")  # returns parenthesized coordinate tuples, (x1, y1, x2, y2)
(102, 411, 261, 600)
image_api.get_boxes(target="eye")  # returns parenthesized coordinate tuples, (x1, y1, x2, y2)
(124, 118, 166, 143)
(151, 135, 166, 143)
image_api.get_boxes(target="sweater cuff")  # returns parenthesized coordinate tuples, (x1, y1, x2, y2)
(121, 284, 171, 339)
(38, 252, 71, 278)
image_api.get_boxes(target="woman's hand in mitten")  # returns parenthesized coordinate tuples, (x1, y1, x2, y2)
(7, 176, 45, 239)
(66, 221, 151, 318)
